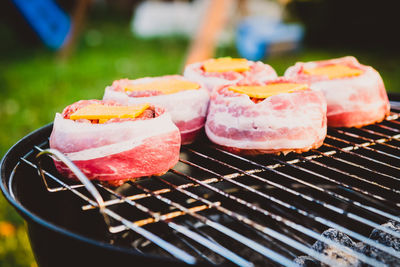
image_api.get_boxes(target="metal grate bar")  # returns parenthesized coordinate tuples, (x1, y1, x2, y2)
(24, 148, 197, 265)
(81, 172, 263, 211)
(80, 127, 398, 212)
(101, 208, 197, 264)
(193, 147, 400, 240)
(181, 148, 400, 260)
(293, 154, 399, 208)
(38, 130, 396, 239)
(175, 234, 219, 265)
(389, 102, 400, 110)
(20, 156, 85, 194)
(166, 167, 385, 266)
(357, 126, 400, 140)
(95, 184, 252, 267)
(377, 123, 400, 133)
(128, 181, 299, 266)
(331, 128, 400, 151)
(315, 144, 400, 182)
(323, 141, 400, 172)
(155, 175, 350, 266)
(388, 119, 400, 127)
(81, 139, 386, 212)
(21, 157, 99, 206)
(19, 142, 86, 193)
(326, 134, 400, 161)
(166, 223, 252, 266)
(310, 148, 400, 195)
(269, 156, 400, 222)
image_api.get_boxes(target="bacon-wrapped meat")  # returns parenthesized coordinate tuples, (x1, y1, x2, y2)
(103, 75, 209, 144)
(49, 100, 180, 186)
(284, 56, 390, 127)
(205, 79, 327, 155)
(183, 57, 278, 92)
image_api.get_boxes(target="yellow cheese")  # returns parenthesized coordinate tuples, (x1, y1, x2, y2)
(98, 119, 109, 124)
(303, 64, 363, 79)
(125, 79, 200, 94)
(229, 83, 308, 98)
(69, 103, 150, 121)
(203, 58, 250, 73)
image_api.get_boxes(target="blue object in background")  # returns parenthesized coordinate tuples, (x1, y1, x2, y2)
(236, 17, 304, 61)
(12, 0, 71, 50)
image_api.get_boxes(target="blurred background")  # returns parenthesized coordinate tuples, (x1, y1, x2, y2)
(0, 0, 399, 266)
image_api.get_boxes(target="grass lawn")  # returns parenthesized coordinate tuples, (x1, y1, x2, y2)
(1, 11, 400, 266)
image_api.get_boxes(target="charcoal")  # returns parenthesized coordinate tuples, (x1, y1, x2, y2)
(312, 228, 358, 252)
(294, 256, 321, 267)
(312, 229, 360, 267)
(294, 229, 361, 266)
(356, 220, 400, 266)
(358, 244, 400, 266)
(369, 220, 400, 251)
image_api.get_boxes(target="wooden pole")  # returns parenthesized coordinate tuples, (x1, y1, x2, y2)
(184, 0, 232, 66)
(58, 0, 92, 61)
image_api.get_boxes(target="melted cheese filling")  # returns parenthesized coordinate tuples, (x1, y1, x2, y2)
(69, 103, 150, 123)
(229, 83, 308, 99)
(303, 64, 363, 79)
(203, 58, 250, 73)
(124, 79, 200, 94)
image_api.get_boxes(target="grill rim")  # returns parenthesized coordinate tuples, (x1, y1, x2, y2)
(2, 94, 400, 266)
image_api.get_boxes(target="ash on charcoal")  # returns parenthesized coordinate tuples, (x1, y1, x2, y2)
(294, 228, 361, 267)
(370, 220, 400, 251)
(358, 244, 400, 266)
(357, 220, 400, 266)
(312, 229, 360, 267)
(293, 256, 321, 267)
(313, 228, 358, 252)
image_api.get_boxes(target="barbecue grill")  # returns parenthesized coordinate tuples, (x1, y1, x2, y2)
(2, 96, 400, 267)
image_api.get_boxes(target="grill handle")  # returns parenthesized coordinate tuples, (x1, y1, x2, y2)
(35, 148, 110, 227)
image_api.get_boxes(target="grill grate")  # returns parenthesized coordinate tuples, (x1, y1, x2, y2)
(15, 106, 400, 266)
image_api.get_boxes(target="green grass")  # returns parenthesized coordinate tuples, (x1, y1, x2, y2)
(1, 13, 400, 266)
